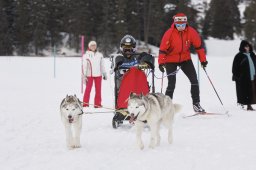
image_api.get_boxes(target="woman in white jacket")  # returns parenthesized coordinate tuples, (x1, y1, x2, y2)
(83, 41, 107, 108)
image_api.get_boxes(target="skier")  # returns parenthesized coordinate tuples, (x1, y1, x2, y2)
(158, 13, 208, 113)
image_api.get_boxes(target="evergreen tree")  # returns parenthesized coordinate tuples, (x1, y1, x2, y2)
(126, 0, 141, 42)
(0, 0, 15, 55)
(30, 0, 50, 55)
(0, 0, 247, 56)
(13, 0, 34, 55)
(147, 0, 166, 46)
(115, 0, 129, 42)
(243, 0, 256, 49)
(45, 0, 65, 49)
(98, 0, 118, 56)
(203, 0, 241, 39)
(64, 0, 89, 52)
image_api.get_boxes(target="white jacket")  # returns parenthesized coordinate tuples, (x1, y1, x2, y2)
(83, 50, 106, 77)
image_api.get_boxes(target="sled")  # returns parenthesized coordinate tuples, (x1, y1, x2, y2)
(110, 53, 155, 128)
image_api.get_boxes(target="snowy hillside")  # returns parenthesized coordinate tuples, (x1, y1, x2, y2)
(1, 39, 256, 170)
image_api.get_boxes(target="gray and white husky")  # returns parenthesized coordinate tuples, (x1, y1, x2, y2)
(60, 95, 83, 149)
(127, 93, 181, 150)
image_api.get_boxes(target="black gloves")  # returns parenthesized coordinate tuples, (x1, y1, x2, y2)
(159, 64, 165, 73)
(138, 63, 149, 69)
(102, 73, 107, 80)
(140, 52, 154, 69)
(201, 61, 208, 68)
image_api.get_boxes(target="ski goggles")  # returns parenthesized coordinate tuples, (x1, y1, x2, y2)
(175, 23, 186, 28)
(174, 16, 187, 23)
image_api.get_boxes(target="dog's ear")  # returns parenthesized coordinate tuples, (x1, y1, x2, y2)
(65, 94, 69, 102)
(79, 99, 83, 105)
(129, 93, 133, 98)
(129, 92, 136, 98)
(77, 98, 83, 107)
(74, 94, 79, 100)
(140, 93, 143, 98)
(73, 95, 79, 103)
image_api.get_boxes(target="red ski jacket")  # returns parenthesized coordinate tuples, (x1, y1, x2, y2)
(158, 24, 206, 64)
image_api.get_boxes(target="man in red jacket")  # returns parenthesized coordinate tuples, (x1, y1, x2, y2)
(158, 13, 208, 112)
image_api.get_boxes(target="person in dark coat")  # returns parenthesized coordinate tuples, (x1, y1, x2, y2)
(232, 40, 256, 110)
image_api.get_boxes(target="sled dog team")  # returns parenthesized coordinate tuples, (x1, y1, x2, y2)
(60, 94, 181, 150)
(60, 12, 205, 150)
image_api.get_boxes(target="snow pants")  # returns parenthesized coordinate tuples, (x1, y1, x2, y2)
(165, 60, 200, 104)
(83, 76, 102, 107)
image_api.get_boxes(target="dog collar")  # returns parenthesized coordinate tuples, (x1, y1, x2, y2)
(141, 120, 147, 123)
(134, 113, 147, 124)
(78, 108, 84, 115)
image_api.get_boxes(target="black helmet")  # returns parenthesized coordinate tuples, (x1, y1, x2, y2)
(120, 35, 136, 54)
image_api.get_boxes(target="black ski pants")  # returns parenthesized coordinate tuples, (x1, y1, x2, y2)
(165, 60, 200, 104)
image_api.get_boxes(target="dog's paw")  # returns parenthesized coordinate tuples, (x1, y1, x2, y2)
(156, 137, 161, 146)
(74, 144, 81, 148)
(149, 138, 156, 149)
(137, 141, 144, 150)
(139, 144, 144, 150)
(168, 137, 173, 144)
(68, 145, 75, 150)
(149, 143, 156, 149)
(70, 143, 81, 148)
(67, 142, 73, 149)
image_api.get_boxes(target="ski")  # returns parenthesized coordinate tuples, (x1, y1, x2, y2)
(182, 112, 228, 118)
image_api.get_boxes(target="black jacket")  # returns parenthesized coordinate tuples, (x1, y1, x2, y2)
(232, 40, 256, 104)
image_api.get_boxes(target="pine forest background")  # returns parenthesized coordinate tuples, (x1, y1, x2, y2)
(0, 0, 256, 56)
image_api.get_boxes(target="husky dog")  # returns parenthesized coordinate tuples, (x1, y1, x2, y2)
(128, 93, 181, 150)
(60, 95, 83, 149)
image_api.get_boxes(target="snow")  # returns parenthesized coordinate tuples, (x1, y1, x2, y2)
(1, 39, 256, 170)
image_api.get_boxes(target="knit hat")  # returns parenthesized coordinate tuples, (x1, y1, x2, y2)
(88, 41, 97, 47)
(173, 13, 187, 24)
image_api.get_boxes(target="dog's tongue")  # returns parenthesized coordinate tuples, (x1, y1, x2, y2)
(69, 118, 74, 123)
(129, 114, 135, 124)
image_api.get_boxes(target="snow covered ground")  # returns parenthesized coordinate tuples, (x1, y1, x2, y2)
(1, 39, 256, 170)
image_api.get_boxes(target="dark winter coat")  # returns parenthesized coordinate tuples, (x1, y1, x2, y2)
(232, 40, 256, 105)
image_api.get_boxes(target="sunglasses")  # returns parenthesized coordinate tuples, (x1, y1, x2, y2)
(123, 47, 134, 53)
(175, 23, 186, 28)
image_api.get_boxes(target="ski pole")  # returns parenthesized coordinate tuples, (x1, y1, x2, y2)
(81, 35, 85, 94)
(203, 67, 229, 115)
(161, 72, 164, 93)
(152, 69, 155, 93)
